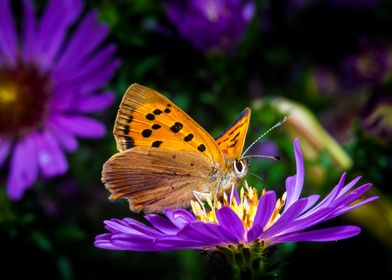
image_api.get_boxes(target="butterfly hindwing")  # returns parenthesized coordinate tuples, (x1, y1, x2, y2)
(215, 108, 251, 159)
(102, 147, 212, 213)
(114, 83, 224, 165)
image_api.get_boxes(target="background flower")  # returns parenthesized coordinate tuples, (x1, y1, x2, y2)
(0, 0, 119, 199)
(164, 0, 255, 53)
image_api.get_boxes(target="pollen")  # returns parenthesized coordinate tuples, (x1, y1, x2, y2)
(191, 181, 286, 232)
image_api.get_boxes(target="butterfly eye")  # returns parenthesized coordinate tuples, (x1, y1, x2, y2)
(233, 159, 247, 176)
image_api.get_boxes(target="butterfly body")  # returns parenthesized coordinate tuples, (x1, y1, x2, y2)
(102, 84, 251, 212)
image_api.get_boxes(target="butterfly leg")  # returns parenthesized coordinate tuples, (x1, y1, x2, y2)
(229, 182, 235, 206)
(193, 191, 212, 212)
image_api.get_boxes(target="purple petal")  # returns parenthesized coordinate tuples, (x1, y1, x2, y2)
(305, 173, 347, 216)
(145, 214, 180, 234)
(55, 43, 117, 83)
(216, 207, 245, 242)
(117, 218, 165, 237)
(75, 92, 114, 113)
(94, 234, 122, 250)
(247, 191, 276, 242)
(110, 234, 156, 251)
(164, 209, 196, 228)
(21, 0, 36, 62)
(330, 196, 379, 218)
(261, 198, 309, 240)
(338, 176, 362, 198)
(0, 137, 11, 168)
(301, 194, 320, 214)
(77, 59, 121, 94)
(56, 11, 109, 70)
(272, 226, 361, 243)
(52, 115, 106, 138)
(47, 120, 79, 152)
(177, 222, 224, 244)
(35, 130, 68, 177)
(7, 135, 39, 200)
(0, 0, 17, 65)
(284, 138, 304, 211)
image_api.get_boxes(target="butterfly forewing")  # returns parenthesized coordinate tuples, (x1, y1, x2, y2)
(114, 83, 224, 165)
(102, 147, 212, 212)
(215, 108, 251, 159)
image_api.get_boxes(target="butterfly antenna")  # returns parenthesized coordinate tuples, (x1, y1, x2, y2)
(242, 116, 287, 157)
(248, 171, 265, 187)
(242, 154, 280, 161)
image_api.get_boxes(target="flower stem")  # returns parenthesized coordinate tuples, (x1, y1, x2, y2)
(201, 243, 279, 280)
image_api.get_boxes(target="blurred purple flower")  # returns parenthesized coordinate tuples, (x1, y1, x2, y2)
(0, 0, 120, 200)
(164, 0, 255, 54)
(95, 139, 377, 251)
(341, 40, 392, 89)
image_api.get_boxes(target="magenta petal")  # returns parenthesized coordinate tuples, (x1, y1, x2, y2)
(247, 191, 276, 242)
(0, 137, 11, 168)
(284, 138, 304, 211)
(53, 115, 106, 138)
(261, 198, 309, 240)
(56, 11, 109, 69)
(76, 92, 115, 112)
(216, 207, 245, 242)
(21, 0, 36, 62)
(7, 135, 39, 200)
(272, 226, 361, 243)
(0, 0, 17, 65)
(36, 130, 68, 177)
(145, 214, 180, 234)
(47, 121, 79, 152)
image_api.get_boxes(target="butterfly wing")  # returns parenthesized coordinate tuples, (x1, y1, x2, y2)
(102, 147, 213, 213)
(215, 108, 251, 159)
(114, 83, 224, 165)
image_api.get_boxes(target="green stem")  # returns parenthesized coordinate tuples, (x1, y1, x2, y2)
(201, 243, 279, 280)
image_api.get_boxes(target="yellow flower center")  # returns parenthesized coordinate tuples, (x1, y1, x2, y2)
(0, 63, 51, 138)
(191, 182, 286, 232)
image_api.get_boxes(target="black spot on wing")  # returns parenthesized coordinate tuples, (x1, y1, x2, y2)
(184, 133, 194, 142)
(146, 113, 155, 120)
(153, 109, 162, 115)
(124, 136, 135, 149)
(123, 125, 130, 135)
(151, 141, 162, 148)
(198, 144, 206, 152)
(170, 122, 183, 133)
(164, 108, 171, 113)
(142, 129, 152, 138)
(152, 124, 161, 130)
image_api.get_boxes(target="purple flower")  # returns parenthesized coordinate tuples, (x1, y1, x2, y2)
(95, 139, 377, 252)
(0, 0, 120, 200)
(164, 0, 255, 54)
(340, 39, 392, 89)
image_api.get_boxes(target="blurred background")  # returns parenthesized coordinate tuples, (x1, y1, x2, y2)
(1, 0, 391, 279)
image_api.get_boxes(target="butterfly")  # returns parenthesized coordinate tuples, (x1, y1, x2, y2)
(102, 83, 252, 213)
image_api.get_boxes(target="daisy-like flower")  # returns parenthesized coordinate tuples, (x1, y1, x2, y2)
(0, 0, 120, 199)
(164, 0, 255, 54)
(95, 139, 377, 276)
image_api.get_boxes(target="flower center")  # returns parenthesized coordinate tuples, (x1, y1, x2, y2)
(191, 183, 286, 232)
(0, 63, 51, 138)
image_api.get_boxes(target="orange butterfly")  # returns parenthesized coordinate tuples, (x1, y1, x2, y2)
(102, 83, 251, 213)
